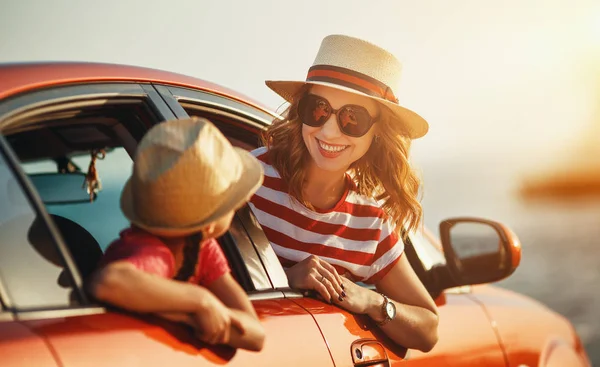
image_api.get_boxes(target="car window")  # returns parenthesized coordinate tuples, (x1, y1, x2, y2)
(155, 85, 287, 292)
(218, 211, 272, 292)
(0, 145, 81, 310)
(0, 84, 162, 252)
(20, 147, 132, 250)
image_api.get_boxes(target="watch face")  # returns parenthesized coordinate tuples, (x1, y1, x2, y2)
(386, 302, 396, 318)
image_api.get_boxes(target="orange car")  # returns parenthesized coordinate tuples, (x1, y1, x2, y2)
(0, 62, 591, 367)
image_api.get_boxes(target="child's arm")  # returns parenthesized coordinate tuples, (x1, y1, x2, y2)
(206, 273, 265, 351)
(87, 261, 245, 345)
(155, 274, 265, 351)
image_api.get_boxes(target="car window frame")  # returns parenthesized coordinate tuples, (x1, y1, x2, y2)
(0, 83, 177, 128)
(156, 85, 295, 298)
(164, 84, 460, 301)
(160, 84, 450, 298)
(0, 142, 15, 322)
(153, 84, 276, 128)
(218, 211, 273, 292)
(0, 135, 89, 307)
(0, 82, 181, 319)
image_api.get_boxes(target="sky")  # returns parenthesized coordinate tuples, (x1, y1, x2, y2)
(1, 0, 599, 227)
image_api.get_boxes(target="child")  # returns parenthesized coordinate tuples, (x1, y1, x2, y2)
(88, 117, 265, 351)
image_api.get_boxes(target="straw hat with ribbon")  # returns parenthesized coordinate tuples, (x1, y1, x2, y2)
(266, 34, 429, 139)
(120, 117, 264, 237)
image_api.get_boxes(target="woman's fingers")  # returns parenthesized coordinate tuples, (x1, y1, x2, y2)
(310, 256, 344, 298)
(316, 267, 344, 301)
(311, 273, 334, 302)
(319, 274, 339, 302)
(320, 260, 344, 288)
(296, 255, 345, 302)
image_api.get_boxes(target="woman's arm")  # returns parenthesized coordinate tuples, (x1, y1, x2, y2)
(334, 256, 439, 352)
(284, 253, 438, 351)
(206, 273, 265, 351)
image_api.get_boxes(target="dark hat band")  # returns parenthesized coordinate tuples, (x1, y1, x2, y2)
(306, 65, 398, 104)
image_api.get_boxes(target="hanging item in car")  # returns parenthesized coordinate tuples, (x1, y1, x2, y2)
(82, 149, 105, 202)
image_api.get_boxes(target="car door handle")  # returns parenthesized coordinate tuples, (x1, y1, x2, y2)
(351, 339, 390, 367)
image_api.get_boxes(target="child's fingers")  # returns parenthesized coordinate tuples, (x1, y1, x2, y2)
(230, 312, 246, 335)
(220, 323, 231, 344)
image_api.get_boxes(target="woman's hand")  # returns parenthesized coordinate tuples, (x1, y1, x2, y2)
(330, 276, 378, 315)
(191, 292, 246, 345)
(285, 255, 345, 303)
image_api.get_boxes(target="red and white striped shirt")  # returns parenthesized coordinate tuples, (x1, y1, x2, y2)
(249, 147, 404, 284)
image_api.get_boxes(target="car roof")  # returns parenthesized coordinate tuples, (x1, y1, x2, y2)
(0, 61, 276, 116)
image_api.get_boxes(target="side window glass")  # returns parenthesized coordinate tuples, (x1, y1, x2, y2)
(0, 148, 79, 310)
(217, 214, 272, 292)
(1, 85, 157, 252)
(237, 206, 289, 290)
(20, 147, 132, 250)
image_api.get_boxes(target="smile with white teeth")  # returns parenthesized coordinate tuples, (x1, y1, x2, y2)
(317, 138, 348, 152)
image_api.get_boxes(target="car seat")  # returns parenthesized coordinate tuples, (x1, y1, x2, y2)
(49, 214, 103, 280)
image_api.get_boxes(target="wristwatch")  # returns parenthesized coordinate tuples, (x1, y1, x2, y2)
(377, 293, 396, 326)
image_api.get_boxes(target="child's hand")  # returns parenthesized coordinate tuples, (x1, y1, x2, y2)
(192, 293, 246, 345)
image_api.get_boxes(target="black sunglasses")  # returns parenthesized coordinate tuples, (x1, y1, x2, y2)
(297, 94, 377, 137)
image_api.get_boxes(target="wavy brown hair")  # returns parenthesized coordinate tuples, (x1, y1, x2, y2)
(262, 90, 423, 234)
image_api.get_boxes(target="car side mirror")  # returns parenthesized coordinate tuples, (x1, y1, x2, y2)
(438, 217, 521, 287)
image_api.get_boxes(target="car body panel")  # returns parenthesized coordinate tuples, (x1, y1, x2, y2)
(0, 320, 58, 367)
(539, 338, 591, 367)
(470, 285, 590, 367)
(0, 62, 591, 366)
(0, 62, 273, 116)
(294, 293, 506, 366)
(22, 299, 333, 367)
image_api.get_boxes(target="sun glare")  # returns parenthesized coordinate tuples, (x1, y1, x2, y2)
(592, 10, 600, 48)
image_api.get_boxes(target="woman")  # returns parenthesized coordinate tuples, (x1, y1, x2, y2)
(249, 35, 438, 352)
(89, 117, 265, 351)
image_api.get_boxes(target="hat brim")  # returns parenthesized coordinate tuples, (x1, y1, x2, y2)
(120, 147, 264, 237)
(266, 80, 429, 139)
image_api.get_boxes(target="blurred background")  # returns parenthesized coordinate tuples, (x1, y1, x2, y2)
(1, 0, 599, 363)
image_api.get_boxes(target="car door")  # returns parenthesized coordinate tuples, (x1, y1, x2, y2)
(0, 81, 335, 367)
(298, 289, 508, 367)
(237, 204, 508, 367)
(161, 83, 509, 366)
(300, 231, 507, 367)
